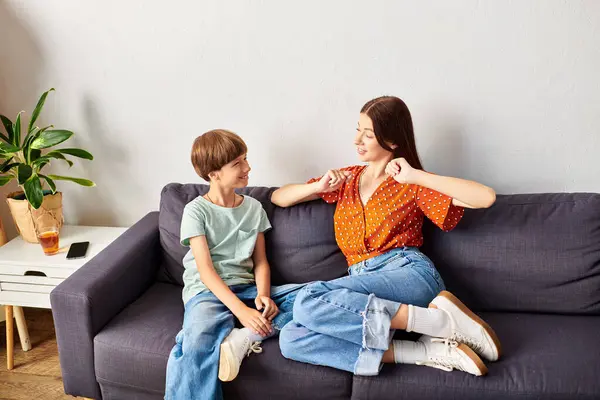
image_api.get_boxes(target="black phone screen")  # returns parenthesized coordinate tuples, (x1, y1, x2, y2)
(67, 241, 90, 259)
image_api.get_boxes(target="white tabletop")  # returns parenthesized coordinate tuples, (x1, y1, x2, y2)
(0, 225, 127, 268)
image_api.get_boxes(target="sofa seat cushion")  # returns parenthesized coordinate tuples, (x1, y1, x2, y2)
(224, 338, 353, 400)
(94, 282, 183, 394)
(94, 282, 352, 399)
(352, 312, 600, 400)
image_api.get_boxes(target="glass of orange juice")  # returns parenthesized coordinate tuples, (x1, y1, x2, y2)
(34, 219, 60, 255)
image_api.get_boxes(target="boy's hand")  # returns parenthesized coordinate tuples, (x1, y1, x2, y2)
(315, 170, 352, 193)
(255, 295, 279, 321)
(235, 305, 273, 337)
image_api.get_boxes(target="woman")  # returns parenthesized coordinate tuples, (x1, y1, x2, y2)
(272, 96, 501, 377)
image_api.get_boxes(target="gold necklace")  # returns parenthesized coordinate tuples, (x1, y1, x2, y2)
(205, 193, 236, 208)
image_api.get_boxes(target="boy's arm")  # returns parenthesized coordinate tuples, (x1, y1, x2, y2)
(189, 236, 272, 336)
(251, 233, 278, 320)
(253, 233, 270, 297)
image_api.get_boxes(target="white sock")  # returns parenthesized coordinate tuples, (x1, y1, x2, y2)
(240, 327, 263, 342)
(392, 340, 427, 364)
(406, 304, 452, 338)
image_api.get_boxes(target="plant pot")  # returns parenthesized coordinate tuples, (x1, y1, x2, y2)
(5, 191, 64, 243)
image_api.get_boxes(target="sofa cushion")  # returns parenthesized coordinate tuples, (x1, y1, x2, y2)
(224, 339, 353, 400)
(158, 183, 348, 287)
(421, 193, 600, 315)
(352, 312, 600, 400)
(265, 199, 349, 285)
(157, 184, 276, 286)
(94, 282, 183, 395)
(94, 282, 352, 399)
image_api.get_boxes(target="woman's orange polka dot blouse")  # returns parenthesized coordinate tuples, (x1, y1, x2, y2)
(308, 165, 464, 266)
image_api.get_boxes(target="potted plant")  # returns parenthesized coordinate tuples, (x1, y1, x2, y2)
(0, 88, 95, 243)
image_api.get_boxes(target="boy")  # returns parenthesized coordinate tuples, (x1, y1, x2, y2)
(164, 129, 304, 400)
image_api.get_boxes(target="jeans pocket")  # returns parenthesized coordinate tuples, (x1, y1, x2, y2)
(413, 253, 445, 291)
(235, 229, 257, 259)
(362, 251, 406, 273)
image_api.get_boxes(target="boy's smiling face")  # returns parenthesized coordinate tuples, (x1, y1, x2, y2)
(209, 153, 250, 188)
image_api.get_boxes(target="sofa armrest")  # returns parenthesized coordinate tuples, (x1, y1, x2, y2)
(50, 212, 161, 399)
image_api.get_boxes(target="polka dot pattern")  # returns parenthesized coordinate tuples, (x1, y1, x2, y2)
(308, 165, 464, 266)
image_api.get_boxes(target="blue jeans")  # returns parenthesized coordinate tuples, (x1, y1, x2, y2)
(279, 247, 445, 376)
(164, 283, 305, 400)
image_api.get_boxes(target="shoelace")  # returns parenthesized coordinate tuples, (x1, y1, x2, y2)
(416, 338, 462, 372)
(451, 332, 484, 355)
(246, 341, 263, 357)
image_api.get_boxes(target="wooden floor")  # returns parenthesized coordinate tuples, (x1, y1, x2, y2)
(0, 308, 73, 400)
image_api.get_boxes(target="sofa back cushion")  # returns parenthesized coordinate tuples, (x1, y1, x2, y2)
(157, 184, 347, 287)
(421, 193, 600, 315)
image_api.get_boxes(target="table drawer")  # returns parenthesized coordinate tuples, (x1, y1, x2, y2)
(0, 274, 63, 286)
(0, 282, 54, 294)
(0, 291, 51, 308)
(0, 264, 76, 279)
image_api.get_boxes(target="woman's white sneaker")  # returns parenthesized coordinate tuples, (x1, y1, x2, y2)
(219, 328, 263, 382)
(416, 335, 488, 376)
(430, 291, 502, 362)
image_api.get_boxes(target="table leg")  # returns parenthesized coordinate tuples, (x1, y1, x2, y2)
(13, 306, 31, 351)
(6, 305, 13, 370)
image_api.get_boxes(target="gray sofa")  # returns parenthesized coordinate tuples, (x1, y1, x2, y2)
(51, 183, 600, 399)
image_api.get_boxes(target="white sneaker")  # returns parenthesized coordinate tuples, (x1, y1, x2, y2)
(430, 291, 502, 362)
(416, 335, 487, 376)
(218, 328, 263, 382)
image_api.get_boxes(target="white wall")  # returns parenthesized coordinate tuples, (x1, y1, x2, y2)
(1, 0, 599, 233)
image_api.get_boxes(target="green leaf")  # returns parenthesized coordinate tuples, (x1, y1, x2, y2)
(0, 114, 12, 143)
(0, 156, 13, 167)
(17, 164, 33, 184)
(13, 111, 23, 146)
(47, 174, 95, 187)
(30, 129, 73, 149)
(35, 159, 50, 171)
(0, 176, 14, 186)
(28, 88, 54, 133)
(0, 142, 20, 154)
(52, 148, 93, 160)
(1, 163, 19, 173)
(45, 151, 73, 167)
(23, 174, 43, 209)
(32, 156, 62, 173)
(39, 174, 56, 193)
(0, 157, 14, 172)
(22, 125, 48, 150)
(30, 149, 42, 162)
(23, 126, 45, 163)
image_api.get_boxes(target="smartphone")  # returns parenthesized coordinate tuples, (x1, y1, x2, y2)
(66, 241, 90, 260)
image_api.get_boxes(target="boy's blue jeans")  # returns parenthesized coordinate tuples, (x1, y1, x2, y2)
(164, 283, 304, 400)
(279, 247, 445, 376)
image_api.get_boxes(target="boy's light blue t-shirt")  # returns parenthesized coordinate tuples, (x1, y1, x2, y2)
(180, 195, 271, 304)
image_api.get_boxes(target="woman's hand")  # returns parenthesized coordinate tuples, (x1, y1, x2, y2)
(386, 158, 417, 184)
(314, 169, 352, 193)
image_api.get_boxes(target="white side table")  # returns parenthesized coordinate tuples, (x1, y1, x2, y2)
(0, 225, 126, 370)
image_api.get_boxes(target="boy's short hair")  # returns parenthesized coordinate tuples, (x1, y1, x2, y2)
(191, 129, 248, 181)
